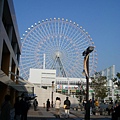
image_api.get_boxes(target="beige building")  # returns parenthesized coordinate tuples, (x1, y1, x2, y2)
(0, 0, 21, 106)
(28, 68, 94, 98)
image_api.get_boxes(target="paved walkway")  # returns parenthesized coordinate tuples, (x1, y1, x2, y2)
(27, 106, 111, 120)
(28, 106, 55, 118)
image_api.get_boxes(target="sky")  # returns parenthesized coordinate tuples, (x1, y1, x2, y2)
(13, 0, 120, 75)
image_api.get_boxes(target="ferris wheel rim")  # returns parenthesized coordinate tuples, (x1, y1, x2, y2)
(20, 17, 98, 80)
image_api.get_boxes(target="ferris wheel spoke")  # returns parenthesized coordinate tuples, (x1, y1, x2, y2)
(62, 21, 67, 35)
(68, 26, 81, 40)
(51, 21, 55, 35)
(54, 19, 57, 35)
(47, 21, 52, 35)
(40, 23, 49, 37)
(33, 29, 45, 41)
(29, 31, 43, 44)
(37, 25, 46, 39)
(27, 37, 38, 47)
(64, 22, 70, 37)
(57, 20, 60, 35)
(72, 33, 85, 44)
(42, 22, 50, 37)
(59, 19, 64, 35)
(67, 25, 78, 39)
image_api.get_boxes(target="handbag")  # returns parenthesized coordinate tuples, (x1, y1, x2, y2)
(63, 105, 66, 109)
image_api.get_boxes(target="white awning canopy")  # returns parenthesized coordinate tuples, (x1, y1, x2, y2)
(0, 70, 34, 92)
(9, 79, 34, 92)
(0, 70, 13, 85)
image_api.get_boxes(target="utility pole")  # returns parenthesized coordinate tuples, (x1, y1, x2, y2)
(51, 81, 54, 108)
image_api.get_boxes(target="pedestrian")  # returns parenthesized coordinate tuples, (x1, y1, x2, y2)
(94, 99, 99, 108)
(14, 96, 21, 120)
(20, 95, 29, 120)
(115, 100, 118, 105)
(55, 97, 61, 118)
(0, 94, 12, 120)
(46, 99, 50, 111)
(82, 99, 86, 107)
(89, 99, 93, 115)
(64, 97, 71, 118)
(107, 102, 112, 115)
(33, 99, 38, 111)
(112, 102, 118, 120)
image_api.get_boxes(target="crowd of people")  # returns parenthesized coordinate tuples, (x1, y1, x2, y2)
(0, 94, 71, 119)
(82, 98, 120, 120)
(0, 94, 31, 120)
(45, 96, 71, 118)
(1, 93, 120, 119)
(0, 95, 11, 120)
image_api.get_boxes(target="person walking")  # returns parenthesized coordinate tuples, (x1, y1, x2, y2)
(46, 99, 50, 111)
(0, 94, 12, 120)
(20, 95, 29, 120)
(89, 99, 93, 115)
(33, 99, 38, 111)
(95, 99, 99, 108)
(14, 96, 21, 120)
(55, 97, 61, 118)
(107, 100, 113, 115)
(64, 97, 71, 118)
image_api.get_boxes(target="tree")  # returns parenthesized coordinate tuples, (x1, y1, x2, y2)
(112, 72, 120, 100)
(112, 72, 120, 88)
(91, 72, 108, 100)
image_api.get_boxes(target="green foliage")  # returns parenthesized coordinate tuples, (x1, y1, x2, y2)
(112, 72, 120, 88)
(116, 72, 120, 79)
(91, 72, 108, 100)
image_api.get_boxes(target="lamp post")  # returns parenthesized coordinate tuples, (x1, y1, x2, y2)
(77, 81, 82, 103)
(82, 46, 94, 120)
(92, 93, 95, 108)
(51, 81, 54, 108)
(67, 77, 70, 95)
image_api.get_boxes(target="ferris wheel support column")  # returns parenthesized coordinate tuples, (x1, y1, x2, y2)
(83, 46, 94, 120)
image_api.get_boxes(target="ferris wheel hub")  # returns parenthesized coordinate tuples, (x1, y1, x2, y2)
(55, 51, 61, 58)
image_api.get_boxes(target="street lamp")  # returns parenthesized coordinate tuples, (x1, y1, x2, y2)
(51, 81, 54, 108)
(77, 81, 82, 103)
(67, 77, 70, 95)
(82, 46, 94, 120)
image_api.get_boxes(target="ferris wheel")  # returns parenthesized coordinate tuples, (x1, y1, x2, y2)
(20, 18, 98, 80)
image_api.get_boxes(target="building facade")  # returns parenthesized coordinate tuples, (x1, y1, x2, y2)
(0, 0, 21, 106)
(29, 68, 56, 87)
(100, 65, 116, 101)
(28, 68, 94, 100)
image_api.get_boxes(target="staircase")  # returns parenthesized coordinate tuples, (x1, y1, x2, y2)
(34, 85, 79, 107)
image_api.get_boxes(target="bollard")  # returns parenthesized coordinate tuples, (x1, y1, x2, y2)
(43, 103, 45, 108)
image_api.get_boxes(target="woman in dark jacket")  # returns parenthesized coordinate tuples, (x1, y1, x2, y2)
(46, 99, 50, 111)
(64, 97, 71, 118)
(14, 97, 21, 120)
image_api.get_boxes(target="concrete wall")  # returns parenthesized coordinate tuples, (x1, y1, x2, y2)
(34, 85, 79, 108)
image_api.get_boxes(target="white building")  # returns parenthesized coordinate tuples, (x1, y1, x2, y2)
(99, 65, 116, 101)
(28, 68, 94, 99)
(29, 68, 56, 87)
(28, 65, 117, 101)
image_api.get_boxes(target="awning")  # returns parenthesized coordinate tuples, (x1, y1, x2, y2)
(9, 79, 34, 92)
(0, 69, 13, 85)
(0, 69, 34, 92)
